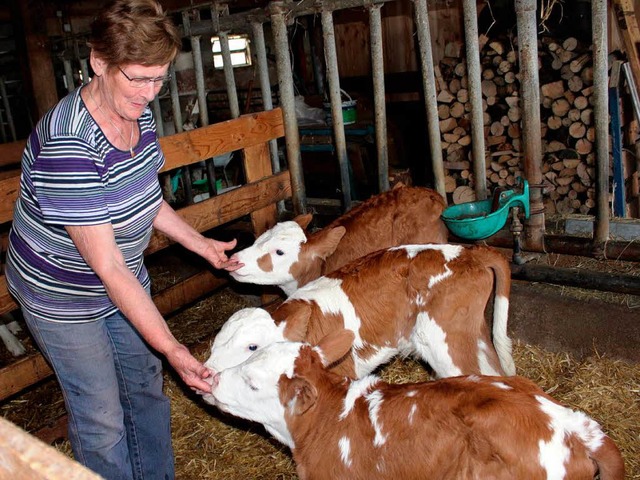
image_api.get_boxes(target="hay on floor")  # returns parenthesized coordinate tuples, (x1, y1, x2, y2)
(166, 340, 639, 479)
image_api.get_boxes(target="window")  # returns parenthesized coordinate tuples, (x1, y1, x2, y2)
(211, 34, 251, 69)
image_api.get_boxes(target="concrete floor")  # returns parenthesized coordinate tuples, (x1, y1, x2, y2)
(508, 281, 639, 363)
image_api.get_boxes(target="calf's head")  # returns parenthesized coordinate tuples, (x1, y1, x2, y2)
(229, 215, 346, 295)
(204, 303, 316, 373)
(204, 307, 286, 373)
(202, 330, 354, 448)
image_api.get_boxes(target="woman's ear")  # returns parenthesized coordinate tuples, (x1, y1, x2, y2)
(89, 51, 107, 77)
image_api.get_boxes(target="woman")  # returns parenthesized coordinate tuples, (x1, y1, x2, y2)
(5, 1, 239, 478)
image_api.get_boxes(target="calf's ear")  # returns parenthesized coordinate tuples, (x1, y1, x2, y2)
(281, 376, 317, 415)
(316, 329, 355, 367)
(293, 214, 314, 230)
(310, 226, 346, 260)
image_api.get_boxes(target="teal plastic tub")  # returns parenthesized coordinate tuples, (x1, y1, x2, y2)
(442, 179, 530, 240)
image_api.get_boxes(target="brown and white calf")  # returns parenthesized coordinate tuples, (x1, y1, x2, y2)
(206, 243, 515, 379)
(230, 184, 448, 296)
(203, 330, 625, 480)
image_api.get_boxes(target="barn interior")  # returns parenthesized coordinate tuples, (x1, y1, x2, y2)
(0, 0, 638, 478)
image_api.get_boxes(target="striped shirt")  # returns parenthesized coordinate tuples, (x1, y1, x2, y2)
(6, 86, 165, 323)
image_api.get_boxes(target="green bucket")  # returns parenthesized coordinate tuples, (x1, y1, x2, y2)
(323, 89, 357, 125)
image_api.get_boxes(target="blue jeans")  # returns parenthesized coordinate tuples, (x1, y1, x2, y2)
(23, 309, 175, 480)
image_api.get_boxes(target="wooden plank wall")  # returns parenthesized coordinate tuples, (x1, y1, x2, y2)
(333, 0, 463, 78)
(0, 107, 290, 402)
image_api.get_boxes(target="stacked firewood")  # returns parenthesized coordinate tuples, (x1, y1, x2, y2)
(436, 35, 596, 214)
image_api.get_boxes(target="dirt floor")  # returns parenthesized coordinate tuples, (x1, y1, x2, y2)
(0, 246, 638, 479)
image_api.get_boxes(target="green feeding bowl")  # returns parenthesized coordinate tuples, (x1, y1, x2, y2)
(442, 179, 530, 240)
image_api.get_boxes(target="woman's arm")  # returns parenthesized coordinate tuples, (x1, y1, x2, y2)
(66, 223, 212, 392)
(152, 200, 241, 271)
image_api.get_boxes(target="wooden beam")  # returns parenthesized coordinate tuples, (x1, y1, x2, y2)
(146, 170, 291, 254)
(613, 0, 640, 95)
(0, 353, 51, 402)
(0, 276, 18, 316)
(0, 141, 27, 168)
(0, 416, 101, 479)
(15, 1, 58, 119)
(153, 270, 228, 316)
(243, 142, 278, 236)
(0, 174, 20, 225)
(158, 108, 285, 172)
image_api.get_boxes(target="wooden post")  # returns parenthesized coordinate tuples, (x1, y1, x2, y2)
(12, 0, 58, 119)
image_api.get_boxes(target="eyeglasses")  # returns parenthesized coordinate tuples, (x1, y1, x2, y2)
(118, 67, 171, 88)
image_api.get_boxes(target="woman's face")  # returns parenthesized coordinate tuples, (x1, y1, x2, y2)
(101, 62, 170, 121)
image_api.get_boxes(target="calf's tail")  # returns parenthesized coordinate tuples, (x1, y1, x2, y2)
(592, 436, 625, 480)
(486, 250, 516, 376)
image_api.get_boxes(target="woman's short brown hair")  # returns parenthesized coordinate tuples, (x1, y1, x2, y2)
(88, 0, 181, 67)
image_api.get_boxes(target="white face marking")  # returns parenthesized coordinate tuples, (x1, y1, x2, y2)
(366, 390, 387, 446)
(204, 308, 286, 372)
(340, 375, 379, 420)
(477, 339, 502, 376)
(290, 277, 364, 348)
(411, 312, 462, 378)
(203, 341, 303, 449)
(408, 403, 418, 425)
(338, 436, 352, 468)
(230, 221, 306, 293)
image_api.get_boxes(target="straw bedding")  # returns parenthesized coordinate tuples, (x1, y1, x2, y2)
(1, 282, 638, 478)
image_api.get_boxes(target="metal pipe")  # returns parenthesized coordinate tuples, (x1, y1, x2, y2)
(481, 229, 640, 263)
(461, 0, 487, 200)
(369, 4, 389, 193)
(177, 0, 397, 37)
(62, 57, 75, 93)
(591, 0, 610, 248)
(623, 62, 640, 128)
(79, 58, 90, 85)
(168, 62, 193, 203)
(183, 11, 210, 127)
(168, 63, 183, 133)
(514, 0, 545, 251)
(413, 0, 445, 200)
(322, 8, 352, 211)
(510, 263, 640, 296)
(251, 21, 280, 174)
(270, 2, 306, 214)
(0, 78, 16, 142)
(152, 97, 164, 137)
(218, 30, 241, 119)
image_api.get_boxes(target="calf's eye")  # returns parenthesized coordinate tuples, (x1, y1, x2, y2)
(248, 344, 258, 351)
(275, 249, 284, 256)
